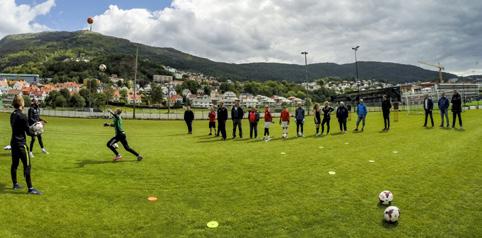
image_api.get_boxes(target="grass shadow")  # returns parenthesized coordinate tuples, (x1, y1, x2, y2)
(76, 160, 137, 168)
(167, 133, 190, 137)
(381, 219, 399, 229)
(453, 128, 465, 132)
(330, 132, 345, 136)
(0, 183, 19, 195)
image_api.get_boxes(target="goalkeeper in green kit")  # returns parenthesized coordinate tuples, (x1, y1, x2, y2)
(104, 109, 143, 162)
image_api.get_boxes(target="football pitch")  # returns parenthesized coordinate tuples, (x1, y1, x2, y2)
(0, 111, 481, 237)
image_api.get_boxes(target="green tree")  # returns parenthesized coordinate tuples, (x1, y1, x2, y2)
(54, 95, 67, 108)
(70, 94, 86, 108)
(23, 96, 31, 107)
(150, 84, 164, 105)
(59, 88, 71, 102)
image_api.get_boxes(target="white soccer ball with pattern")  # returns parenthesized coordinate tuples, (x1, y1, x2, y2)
(384, 206, 400, 223)
(379, 191, 393, 205)
(99, 64, 107, 72)
(30, 122, 44, 135)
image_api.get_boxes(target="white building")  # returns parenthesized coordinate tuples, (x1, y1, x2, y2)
(153, 75, 173, 83)
(191, 95, 213, 108)
(222, 91, 238, 107)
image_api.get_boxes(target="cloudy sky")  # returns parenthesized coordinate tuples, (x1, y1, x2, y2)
(1, 0, 481, 75)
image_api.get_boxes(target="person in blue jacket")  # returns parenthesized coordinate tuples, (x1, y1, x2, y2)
(438, 92, 450, 128)
(355, 99, 368, 132)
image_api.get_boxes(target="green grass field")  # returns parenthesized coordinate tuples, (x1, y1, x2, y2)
(0, 111, 481, 237)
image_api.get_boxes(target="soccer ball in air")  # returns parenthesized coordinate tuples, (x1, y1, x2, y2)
(379, 191, 393, 205)
(98, 64, 107, 72)
(29, 122, 44, 135)
(384, 206, 400, 223)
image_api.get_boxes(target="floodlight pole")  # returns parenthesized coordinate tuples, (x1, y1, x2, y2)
(352, 46, 360, 97)
(301, 51, 309, 112)
(133, 46, 138, 119)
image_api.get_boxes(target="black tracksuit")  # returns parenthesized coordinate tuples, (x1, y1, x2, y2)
(28, 106, 44, 151)
(314, 110, 321, 134)
(336, 106, 349, 132)
(184, 110, 194, 133)
(382, 99, 392, 129)
(106, 113, 139, 157)
(217, 106, 228, 139)
(10, 109, 34, 189)
(451, 93, 463, 127)
(321, 106, 334, 134)
(423, 98, 434, 127)
(231, 106, 244, 138)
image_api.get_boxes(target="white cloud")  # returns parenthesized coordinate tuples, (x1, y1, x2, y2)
(0, 0, 55, 38)
(93, 0, 482, 74)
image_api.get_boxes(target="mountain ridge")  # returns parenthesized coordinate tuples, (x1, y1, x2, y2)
(0, 31, 458, 83)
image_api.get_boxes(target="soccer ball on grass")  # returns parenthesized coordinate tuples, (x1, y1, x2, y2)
(384, 206, 400, 223)
(379, 190, 393, 205)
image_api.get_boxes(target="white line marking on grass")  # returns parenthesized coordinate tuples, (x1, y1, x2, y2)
(393, 151, 399, 154)
(147, 196, 158, 202)
(369, 160, 375, 163)
(345, 142, 350, 145)
(207, 221, 219, 228)
(281, 152, 286, 155)
(328, 171, 336, 175)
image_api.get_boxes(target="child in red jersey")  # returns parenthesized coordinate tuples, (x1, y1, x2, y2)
(263, 105, 273, 141)
(208, 106, 216, 136)
(279, 106, 290, 139)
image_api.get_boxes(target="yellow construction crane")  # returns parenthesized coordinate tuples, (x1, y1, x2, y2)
(419, 61, 445, 83)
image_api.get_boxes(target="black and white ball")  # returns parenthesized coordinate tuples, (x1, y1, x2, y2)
(384, 206, 400, 223)
(99, 64, 107, 72)
(29, 122, 44, 135)
(379, 191, 393, 205)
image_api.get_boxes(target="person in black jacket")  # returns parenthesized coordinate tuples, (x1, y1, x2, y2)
(336, 101, 349, 133)
(451, 90, 463, 129)
(321, 101, 334, 135)
(313, 103, 321, 136)
(10, 95, 41, 195)
(231, 100, 244, 139)
(217, 102, 228, 140)
(28, 98, 48, 158)
(423, 94, 434, 127)
(381, 95, 392, 131)
(184, 105, 194, 134)
(438, 92, 450, 127)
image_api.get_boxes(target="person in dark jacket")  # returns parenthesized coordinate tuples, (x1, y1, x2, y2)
(336, 101, 349, 133)
(231, 100, 244, 138)
(183, 105, 194, 134)
(438, 92, 450, 127)
(423, 94, 434, 127)
(451, 90, 463, 129)
(28, 98, 48, 158)
(321, 101, 334, 135)
(217, 102, 228, 140)
(381, 95, 392, 131)
(10, 95, 42, 195)
(313, 103, 321, 136)
(295, 103, 305, 137)
(248, 107, 260, 139)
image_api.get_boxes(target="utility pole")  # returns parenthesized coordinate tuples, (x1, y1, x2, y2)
(301, 51, 309, 113)
(133, 46, 138, 119)
(352, 46, 360, 98)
